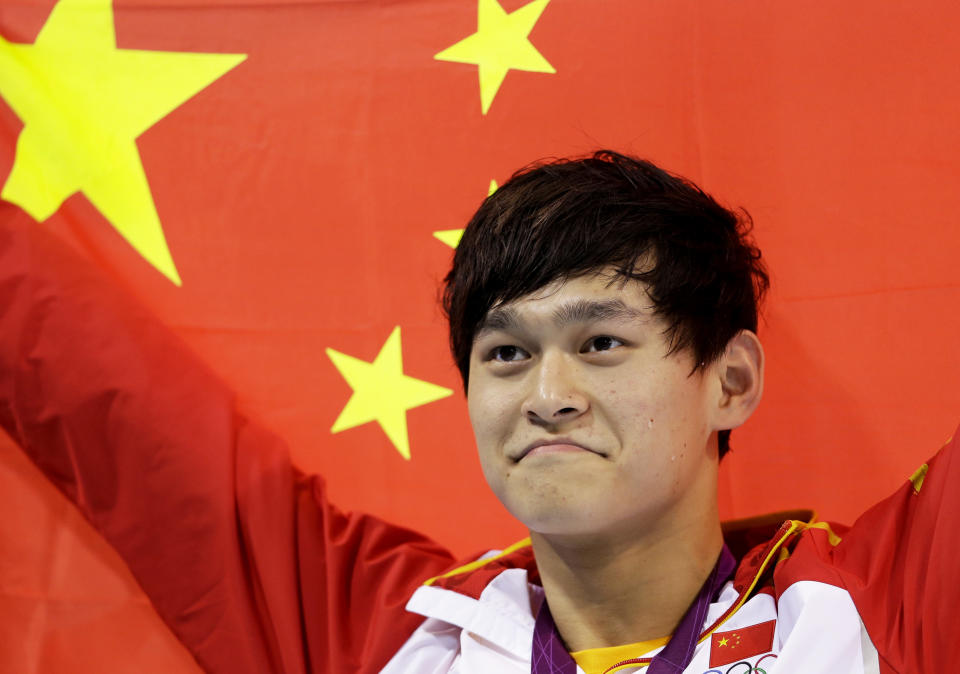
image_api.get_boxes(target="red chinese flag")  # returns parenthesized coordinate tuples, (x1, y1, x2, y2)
(709, 620, 777, 668)
(1, 0, 960, 672)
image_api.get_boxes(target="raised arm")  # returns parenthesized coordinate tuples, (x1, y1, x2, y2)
(0, 203, 455, 673)
(828, 428, 960, 671)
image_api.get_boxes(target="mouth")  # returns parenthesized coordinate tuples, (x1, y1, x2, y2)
(513, 439, 604, 462)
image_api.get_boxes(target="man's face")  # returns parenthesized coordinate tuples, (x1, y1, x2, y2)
(467, 270, 722, 540)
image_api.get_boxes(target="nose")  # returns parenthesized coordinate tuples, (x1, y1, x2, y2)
(521, 350, 589, 425)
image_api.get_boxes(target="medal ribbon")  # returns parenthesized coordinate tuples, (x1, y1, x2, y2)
(531, 544, 736, 674)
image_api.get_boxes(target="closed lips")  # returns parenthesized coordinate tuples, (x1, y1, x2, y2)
(515, 440, 603, 461)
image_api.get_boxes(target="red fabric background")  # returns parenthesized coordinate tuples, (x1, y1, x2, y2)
(2, 1, 959, 670)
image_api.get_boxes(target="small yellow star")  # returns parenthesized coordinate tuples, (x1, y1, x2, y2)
(0, 0, 245, 285)
(435, 0, 554, 114)
(432, 228, 466, 249)
(433, 179, 499, 248)
(910, 462, 928, 494)
(327, 327, 453, 460)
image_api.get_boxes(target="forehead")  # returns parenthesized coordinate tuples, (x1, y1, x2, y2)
(475, 272, 655, 336)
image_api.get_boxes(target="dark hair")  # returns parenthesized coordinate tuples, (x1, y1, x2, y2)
(443, 150, 768, 457)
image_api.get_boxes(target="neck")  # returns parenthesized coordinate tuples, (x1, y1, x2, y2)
(531, 508, 723, 652)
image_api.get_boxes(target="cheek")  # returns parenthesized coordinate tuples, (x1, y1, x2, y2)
(467, 382, 516, 446)
(609, 375, 710, 460)
(648, 374, 710, 428)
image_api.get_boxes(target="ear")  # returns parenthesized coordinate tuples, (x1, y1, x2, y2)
(711, 330, 764, 431)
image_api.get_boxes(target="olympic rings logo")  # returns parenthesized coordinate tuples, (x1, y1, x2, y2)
(701, 653, 778, 674)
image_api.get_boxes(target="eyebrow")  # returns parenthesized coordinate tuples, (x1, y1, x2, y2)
(477, 298, 647, 336)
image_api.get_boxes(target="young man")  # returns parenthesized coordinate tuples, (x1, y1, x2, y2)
(0, 152, 955, 673)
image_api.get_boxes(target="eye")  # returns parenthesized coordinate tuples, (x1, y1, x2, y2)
(581, 335, 624, 353)
(487, 345, 530, 362)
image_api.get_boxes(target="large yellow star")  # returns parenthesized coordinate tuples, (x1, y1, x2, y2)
(327, 327, 453, 460)
(433, 179, 498, 248)
(435, 0, 554, 114)
(0, 0, 245, 285)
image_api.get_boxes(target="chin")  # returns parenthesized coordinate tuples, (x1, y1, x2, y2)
(508, 498, 609, 538)
(486, 466, 624, 536)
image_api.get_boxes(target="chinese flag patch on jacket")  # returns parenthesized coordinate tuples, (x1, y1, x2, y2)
(708, 620, 776, 667)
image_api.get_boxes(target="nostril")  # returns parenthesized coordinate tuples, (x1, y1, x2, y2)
(556, 407, 577, 416)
